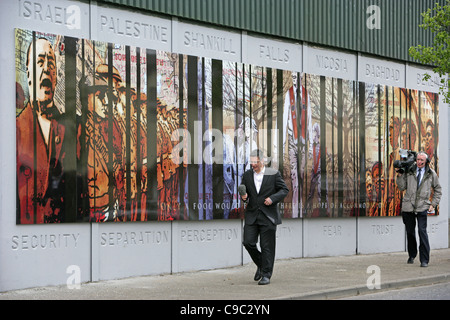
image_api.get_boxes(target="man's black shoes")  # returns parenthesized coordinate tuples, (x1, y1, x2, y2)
(258, 277, 270, 285)
(254, 267, 271, 284)
(254, 267, 261, 281)
(407, 257, 414, 264)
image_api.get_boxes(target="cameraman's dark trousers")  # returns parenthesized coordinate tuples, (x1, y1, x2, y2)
(402, 211, 430, 264)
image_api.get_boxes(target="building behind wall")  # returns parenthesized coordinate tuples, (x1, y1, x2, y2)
(0, 0, 448, 292)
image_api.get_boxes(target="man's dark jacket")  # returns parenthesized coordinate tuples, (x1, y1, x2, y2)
(241, 167, 289, 225)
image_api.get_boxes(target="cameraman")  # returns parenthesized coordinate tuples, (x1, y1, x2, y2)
(396, 151, 442, 267)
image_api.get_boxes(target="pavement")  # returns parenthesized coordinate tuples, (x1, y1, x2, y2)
(1, 248, 449, 300)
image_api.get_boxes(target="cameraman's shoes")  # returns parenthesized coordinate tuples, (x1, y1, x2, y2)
(407, 257, 414, 264)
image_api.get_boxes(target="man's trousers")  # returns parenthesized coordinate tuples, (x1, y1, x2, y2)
(402, 211, 430, 264)
(243, 211, 277, 279)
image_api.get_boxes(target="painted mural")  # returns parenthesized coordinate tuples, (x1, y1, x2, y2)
(15, 29, 439, 224)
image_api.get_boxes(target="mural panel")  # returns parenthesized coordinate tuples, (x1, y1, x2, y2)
(15, 29, 439, 224)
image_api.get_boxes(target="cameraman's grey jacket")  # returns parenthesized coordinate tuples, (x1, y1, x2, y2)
(396, 165, 442, 213)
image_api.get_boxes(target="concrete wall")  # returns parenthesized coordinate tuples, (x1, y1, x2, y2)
(1, 0, 448, 292)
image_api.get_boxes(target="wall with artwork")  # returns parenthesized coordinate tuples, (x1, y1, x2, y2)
(1, 0, 447, 292)
(15, 29, 440, 225)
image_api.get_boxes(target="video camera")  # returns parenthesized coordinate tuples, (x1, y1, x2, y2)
(393, 149, 417, 174)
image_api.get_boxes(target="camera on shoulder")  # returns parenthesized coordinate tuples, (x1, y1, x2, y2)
(393, 149, 417, 174)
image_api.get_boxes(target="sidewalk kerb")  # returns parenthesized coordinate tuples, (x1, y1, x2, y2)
(271, 273, 450, 300)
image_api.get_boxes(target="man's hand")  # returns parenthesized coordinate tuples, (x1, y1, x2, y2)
(264, 197, 273, 206)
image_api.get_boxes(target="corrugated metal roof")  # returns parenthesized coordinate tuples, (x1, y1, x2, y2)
(97, 0, 444, 63)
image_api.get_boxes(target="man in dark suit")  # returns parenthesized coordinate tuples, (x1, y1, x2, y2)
(240, 149, 289, 285)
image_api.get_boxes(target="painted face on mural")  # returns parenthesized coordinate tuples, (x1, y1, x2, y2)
(92, 87, 110, 118)
(87, 73, 112, 119)
(424, 121, 435, 155)
(400, 119, 417, 151)
(365, 170, 373, 201)
(26, 38, 57, 113)
(389, 116, 400, 149)
(372, 163, 384, 198)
